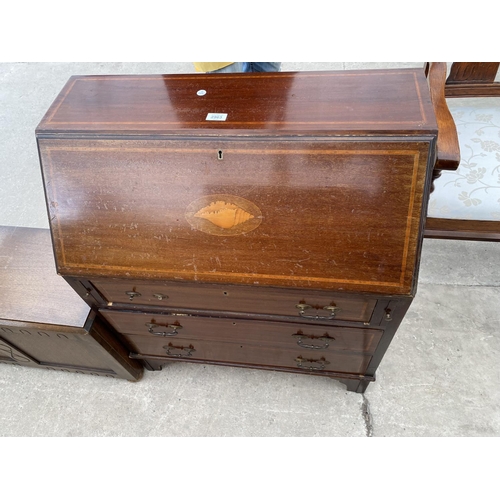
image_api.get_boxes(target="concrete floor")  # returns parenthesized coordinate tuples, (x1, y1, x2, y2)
(1, 62, 499, 437)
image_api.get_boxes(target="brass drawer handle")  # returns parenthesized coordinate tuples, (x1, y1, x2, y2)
(292, 333, 334, 350)
(163, 343, 195, 358)
(295, 303, 342, 320)
(125, 291, 141, 301)
(146, 323, 183, 336)
(295, 356, 330, 371)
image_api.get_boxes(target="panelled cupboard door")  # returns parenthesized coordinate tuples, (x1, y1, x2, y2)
(0, 319, 142, 380)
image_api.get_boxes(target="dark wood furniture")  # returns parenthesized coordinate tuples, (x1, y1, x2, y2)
(0, 225, 143, 380)
(445, 62, 500, 98)
(35, 69, 439, 392)
(425, 62, 500, 241)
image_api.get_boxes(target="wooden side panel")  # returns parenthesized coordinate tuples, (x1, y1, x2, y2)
(0, 319, 142, 380)
(39, 138, 431, 295)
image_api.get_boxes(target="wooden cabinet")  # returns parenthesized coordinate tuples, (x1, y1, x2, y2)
(36, 69, 437, 392)
(0, 226, 143, 380)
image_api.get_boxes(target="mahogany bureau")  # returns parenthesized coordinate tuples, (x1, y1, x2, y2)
(35, 69, 438, 393)
(0, 226, 143, 380)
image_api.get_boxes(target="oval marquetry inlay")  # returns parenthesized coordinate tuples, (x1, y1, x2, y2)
(185, 194, 262, 236)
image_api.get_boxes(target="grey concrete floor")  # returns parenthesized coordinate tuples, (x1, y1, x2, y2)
(1, 62, 499, 437)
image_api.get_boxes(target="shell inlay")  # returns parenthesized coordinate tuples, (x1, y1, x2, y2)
(194, 201, 254, 229)
(185, 194, 262, 236)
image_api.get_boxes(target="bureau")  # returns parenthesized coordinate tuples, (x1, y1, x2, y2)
(35, 69, 438, 392)
(0, 226, 143, 380)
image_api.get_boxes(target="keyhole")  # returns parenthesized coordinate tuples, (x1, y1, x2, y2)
(218, 150, 223, 160)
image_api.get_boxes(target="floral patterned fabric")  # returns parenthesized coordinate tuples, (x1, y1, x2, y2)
(428, 98, 500, 221)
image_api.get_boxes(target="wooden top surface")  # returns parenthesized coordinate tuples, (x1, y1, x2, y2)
(0, 226, 90, 327)
(36, 69, 437, 137)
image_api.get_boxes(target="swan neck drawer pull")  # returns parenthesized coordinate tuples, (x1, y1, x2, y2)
(295, 303, 342, 320)
(163, 343, 195, 358)
(146, 323, 183, 336)
(295, 356, 330, 371)
(292, 333, 334, 350)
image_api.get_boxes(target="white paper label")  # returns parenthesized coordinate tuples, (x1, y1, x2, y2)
(206, 113, 228, 121)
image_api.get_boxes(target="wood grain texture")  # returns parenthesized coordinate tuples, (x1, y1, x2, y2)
(36, 70, 437, 136)
(122, 334, 372, 375)
(39, 139, 431, 295)
(0, 316, 143, 380)
(425, 217, 500, 241)
(130, 352, 374, 383)
(445, 84, 500, 97)
(92, 278, 377, 322)
(0, 225, 90, 327)
(445, 62, 500, 97)
(0, 320, 110, 370)
(99, 309, 383, 354)
(447, 62, 499, 84)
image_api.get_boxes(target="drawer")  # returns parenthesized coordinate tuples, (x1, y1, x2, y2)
(121, 335, 372, 376)
(100, 309, 382, 354)
(93, 279, 376, 323)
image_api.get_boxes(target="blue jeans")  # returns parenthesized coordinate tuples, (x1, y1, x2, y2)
(211, 62, 281, 73)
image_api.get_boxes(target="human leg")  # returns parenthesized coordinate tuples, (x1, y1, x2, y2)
(248, 62, 281, 72)
(209, 62, 246, 73)
(209, 62, 281, 73)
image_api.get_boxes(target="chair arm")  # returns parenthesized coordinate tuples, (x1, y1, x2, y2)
(427, 62, 461, 171)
